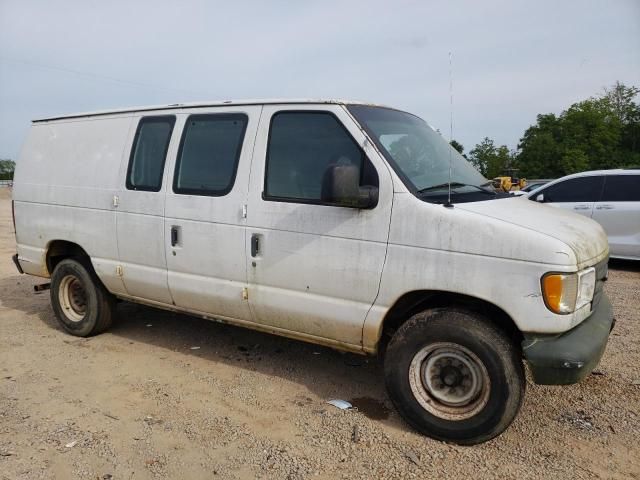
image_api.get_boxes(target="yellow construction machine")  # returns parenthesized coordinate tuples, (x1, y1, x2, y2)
(492, 176, 527, 192)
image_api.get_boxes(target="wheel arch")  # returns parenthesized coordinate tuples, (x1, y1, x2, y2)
(378, 290, 523, 356)
(45, 239, 92, 275)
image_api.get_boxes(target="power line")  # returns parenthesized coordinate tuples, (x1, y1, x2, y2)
(0, 55, 214, 98)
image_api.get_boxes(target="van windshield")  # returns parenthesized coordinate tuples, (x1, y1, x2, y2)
(348, 105, 493, 203)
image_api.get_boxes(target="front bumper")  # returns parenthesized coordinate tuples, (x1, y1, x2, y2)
(522, 293, 614, 385)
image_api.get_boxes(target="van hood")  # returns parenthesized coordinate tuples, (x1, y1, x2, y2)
(456, 197, 609, 267)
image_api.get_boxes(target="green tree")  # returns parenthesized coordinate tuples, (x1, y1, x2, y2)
(468, 137, 492, 175)
(560, 147, 589, 174)
(0, 159, 15, 180)
(468, 137, 513, 178)
(602, 81, 640, 161)
(450, 139, 464, 154)
(516, 82, 640, 177)
(563, 99, 622, 171)
(517, 114, 563, 178)
(603, 81, 640, 125)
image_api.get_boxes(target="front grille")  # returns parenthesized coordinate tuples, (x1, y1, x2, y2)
(592, 257, 608, 310)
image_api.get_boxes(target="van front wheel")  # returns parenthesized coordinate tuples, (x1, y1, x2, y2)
(50, 258, 115, 337)
(384, 308, 525, 445)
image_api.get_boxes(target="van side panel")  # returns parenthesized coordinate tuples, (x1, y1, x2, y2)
(12, 117, 131, 294)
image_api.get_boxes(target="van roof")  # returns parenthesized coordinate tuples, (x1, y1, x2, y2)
(32, 99, 388, 123)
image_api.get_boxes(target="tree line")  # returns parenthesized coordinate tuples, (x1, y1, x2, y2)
(452, 81, 639, 179)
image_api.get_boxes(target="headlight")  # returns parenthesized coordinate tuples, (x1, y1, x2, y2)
(541, 267, 595, 314)
(576, 268, 596, 310)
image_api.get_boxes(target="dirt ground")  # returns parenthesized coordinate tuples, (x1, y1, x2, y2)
(1, 187, 639, 480)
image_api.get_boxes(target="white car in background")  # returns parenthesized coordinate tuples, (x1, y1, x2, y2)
(527, 169, 640, 260)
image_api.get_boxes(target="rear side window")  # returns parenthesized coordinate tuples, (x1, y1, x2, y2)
(601, 175, 640, 202)
(264, 111, 378, 203)
(540, 176, 604, 203)
(174, 114, 248, 196)
(127, 116, 176, 191)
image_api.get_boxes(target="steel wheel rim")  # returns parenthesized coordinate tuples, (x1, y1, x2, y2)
(59, 274, 87, 322)
(409, 342, 491, 421)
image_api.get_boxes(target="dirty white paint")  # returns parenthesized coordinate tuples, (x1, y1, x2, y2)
(163, 106, 261, 321)
(244, 105, 394, 347)
(12, 100, 610, 355)
(361, 192, 608, 351)
(12, 115, 130, 294)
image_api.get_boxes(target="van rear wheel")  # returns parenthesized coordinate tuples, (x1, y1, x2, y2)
(384, 308, 525, 445)
(50, 258, 115, 337)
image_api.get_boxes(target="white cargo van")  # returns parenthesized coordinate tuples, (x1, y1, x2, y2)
(12, 99, 613, 444)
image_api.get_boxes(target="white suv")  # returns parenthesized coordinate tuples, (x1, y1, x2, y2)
(527, 169, 640, 260)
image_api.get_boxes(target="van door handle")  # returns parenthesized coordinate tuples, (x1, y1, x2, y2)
(171, 226, 179, 247)
(251, 234, 260, 257)
(596, 204, 614, 210)
(573, 205, 590, 210)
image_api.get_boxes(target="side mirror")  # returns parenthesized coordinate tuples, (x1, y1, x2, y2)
(535, 193, 545, 202)
(321, 164, 378, 209)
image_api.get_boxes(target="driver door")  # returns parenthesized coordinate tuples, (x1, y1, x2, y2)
(244, 105, 393, 348)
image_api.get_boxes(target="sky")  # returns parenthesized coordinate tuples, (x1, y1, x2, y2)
(1, 0, 638, 160)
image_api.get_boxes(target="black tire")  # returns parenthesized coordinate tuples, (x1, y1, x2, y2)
(384, 308, 525, 445)
(50, 258, 115, 337)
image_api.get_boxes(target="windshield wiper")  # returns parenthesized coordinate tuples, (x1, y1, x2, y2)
(417, 182, 496, 195)
(417, 182, 465, 194)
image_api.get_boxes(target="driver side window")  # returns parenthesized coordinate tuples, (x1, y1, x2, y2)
(264, 111, 378, 203)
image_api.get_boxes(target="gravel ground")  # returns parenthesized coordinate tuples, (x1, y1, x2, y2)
(1, 187, 639, 479)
